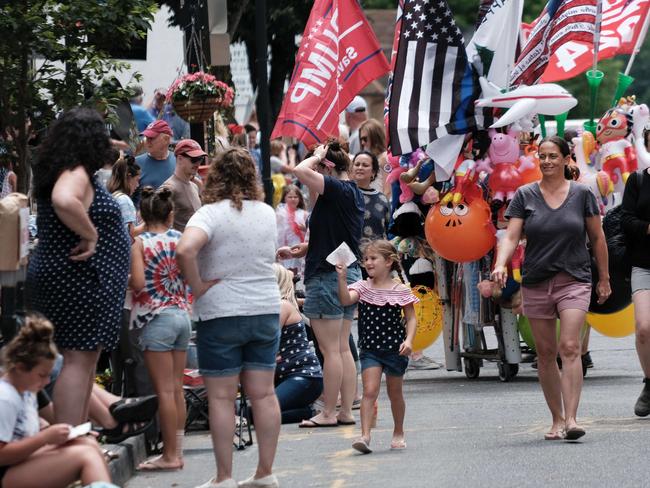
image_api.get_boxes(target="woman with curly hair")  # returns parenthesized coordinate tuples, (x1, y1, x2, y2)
(27, 107, 131, 425)
(177, 147, 281, 488)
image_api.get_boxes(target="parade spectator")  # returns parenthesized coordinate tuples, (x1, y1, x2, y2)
(130, 187, 191, 471)
(358, 119, 389, 194)
(135, 120, 176, 202)
(293, 140, 363, 428)
(147, 87, 190, 142)
(492, 136, 610, 441)
(130, 85, 155, 133)
(274, 264, 323, 424)
(0, 315, 116, 488)
(621, 167, 650, 417)
(178, 147, 281, 488)
(276, 185, 308, 277)
(0, 158, 17, 199)
(28, 107, 131, 425)
(345, 96, 368, 156)
(337, 240, 417, 453)
(351, 151, 390, 242)
(161, 139, 204, 232)
(107, 152, 141, 239)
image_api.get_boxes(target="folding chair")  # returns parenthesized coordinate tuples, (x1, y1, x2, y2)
(234, 385, 253, 450)
(184, 369, 210, 430)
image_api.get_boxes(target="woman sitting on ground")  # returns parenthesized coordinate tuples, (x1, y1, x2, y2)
(0, 315, 117, 488)
(274, 264, 323, 424)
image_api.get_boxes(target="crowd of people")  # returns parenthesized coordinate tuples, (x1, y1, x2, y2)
(1, 87, 650, 488)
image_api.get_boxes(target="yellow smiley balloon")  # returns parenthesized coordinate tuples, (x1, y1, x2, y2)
(411, 286, 444, 352)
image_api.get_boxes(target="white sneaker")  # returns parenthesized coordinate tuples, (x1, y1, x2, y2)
(195, 478, 237, 488)
(408, 356, 441, 370)
(238, 474, 279, 487)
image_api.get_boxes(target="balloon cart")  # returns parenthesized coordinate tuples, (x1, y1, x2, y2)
(436, 256, 523, 382)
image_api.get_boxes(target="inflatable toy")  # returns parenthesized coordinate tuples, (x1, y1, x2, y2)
(630, 103, 650, 171)
(596, 103, 637, 187)
(475, 128, 536, 203)
(586, 304, 635, 338)
(411, 285, 443, 351)
(425, 171, 496, 263)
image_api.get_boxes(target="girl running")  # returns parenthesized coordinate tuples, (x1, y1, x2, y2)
(0, 315, 115, 488)
(336, 240, 418, 454)
(130, 186, 192, 471)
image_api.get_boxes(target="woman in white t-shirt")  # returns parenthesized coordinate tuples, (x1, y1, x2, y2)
(178, 147, 282, 488)
(0, 316, 115, 488)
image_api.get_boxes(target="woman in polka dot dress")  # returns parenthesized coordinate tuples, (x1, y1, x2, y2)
(336, 240, 417, 454)
(27, 108, 130, 425)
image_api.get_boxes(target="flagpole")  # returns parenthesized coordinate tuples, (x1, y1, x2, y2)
(625, 8, 650, 76)
(584, 0, 604, 136)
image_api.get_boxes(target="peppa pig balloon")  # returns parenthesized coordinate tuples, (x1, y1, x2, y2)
(475, 128, 535, 203)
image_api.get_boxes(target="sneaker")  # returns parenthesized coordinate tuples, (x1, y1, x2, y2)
(408, 356, 441, 370)
(634, 378, 650, 417)
(238, 474, 279, 488)
(581, 351, 594, 369)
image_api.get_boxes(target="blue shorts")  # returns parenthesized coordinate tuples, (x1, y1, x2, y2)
(196, 314, 280, 377)
(360, 349, 408, 377)
(303, 266, 361, 321)
(139, 307, 192, 352)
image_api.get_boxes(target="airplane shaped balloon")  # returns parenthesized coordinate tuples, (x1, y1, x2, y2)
(475, 77, 578, 130)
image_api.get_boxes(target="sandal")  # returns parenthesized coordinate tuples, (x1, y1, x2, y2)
(390, 438, 407, 450)
(352, 438, 372, 454)
(102, 449, 119, 462)
(543, 430, 565, 441)
(109, 395, 158, 423)
(103, 419, 153, 444)
(137, 456, 183, 472)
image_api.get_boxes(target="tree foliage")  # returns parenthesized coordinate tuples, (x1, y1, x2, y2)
(0, 0, 157, 191)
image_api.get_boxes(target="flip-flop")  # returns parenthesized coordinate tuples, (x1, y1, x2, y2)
(564, 426, 586, 441)
(298, 418, 338, 428)
(543, 430, 565, 441)
(109, 395, 158, 423)
(390, 439, 407, 450)
(137, 456, 182, 472)
(352, 438, 372, 454)
(337, 419, 356, 426)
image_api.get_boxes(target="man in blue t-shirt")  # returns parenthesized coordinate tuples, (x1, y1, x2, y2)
(130, 85, 155, 132)
(134, 120, 176, 206)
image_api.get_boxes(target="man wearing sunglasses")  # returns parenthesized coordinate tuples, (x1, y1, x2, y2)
(161, 139, 205, 231)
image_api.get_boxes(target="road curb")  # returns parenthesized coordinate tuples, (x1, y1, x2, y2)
(107, 434, 147, 487)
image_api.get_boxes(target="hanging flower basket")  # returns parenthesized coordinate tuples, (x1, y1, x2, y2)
(167, 71, 235, 123)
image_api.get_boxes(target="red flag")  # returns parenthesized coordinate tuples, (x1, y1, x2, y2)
(271, 0, 390, 146)
(510, 0, 597, 87)
(541, 0, 650, 82)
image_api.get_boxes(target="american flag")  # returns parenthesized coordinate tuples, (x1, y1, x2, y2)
(387, 0, 480, 156)
(510, 0, 597, 87)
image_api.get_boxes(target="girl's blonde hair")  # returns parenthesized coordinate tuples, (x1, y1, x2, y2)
(361, 239, 407, 284)
(2, 315, 58, 371)
(273, 263, 300, 311)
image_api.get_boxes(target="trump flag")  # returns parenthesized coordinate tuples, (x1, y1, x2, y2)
(271, 0, 390, 146)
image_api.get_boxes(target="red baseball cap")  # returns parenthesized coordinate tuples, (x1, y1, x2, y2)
(141, 120, 173, 138)
(174, 139, 207, 158)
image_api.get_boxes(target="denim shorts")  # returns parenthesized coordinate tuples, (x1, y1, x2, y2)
(139, 307, 192, 352)
(303, 266, 361, 320)
(196, 314, 280, 377)
(360, 349, 408, 377)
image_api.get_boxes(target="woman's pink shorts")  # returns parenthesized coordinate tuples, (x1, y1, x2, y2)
(521, 272, 591, 319)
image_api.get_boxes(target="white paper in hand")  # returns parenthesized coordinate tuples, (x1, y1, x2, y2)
(326, 242, 357, 267)
(67, 421, 92, 440)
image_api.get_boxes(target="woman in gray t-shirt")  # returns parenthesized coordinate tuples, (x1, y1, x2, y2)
(493, 136, 610, 442)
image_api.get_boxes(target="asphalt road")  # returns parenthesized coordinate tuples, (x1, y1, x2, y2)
(127, 330, 649, 488)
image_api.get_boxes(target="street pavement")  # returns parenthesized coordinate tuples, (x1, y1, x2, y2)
(127, 330, 649, 488)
